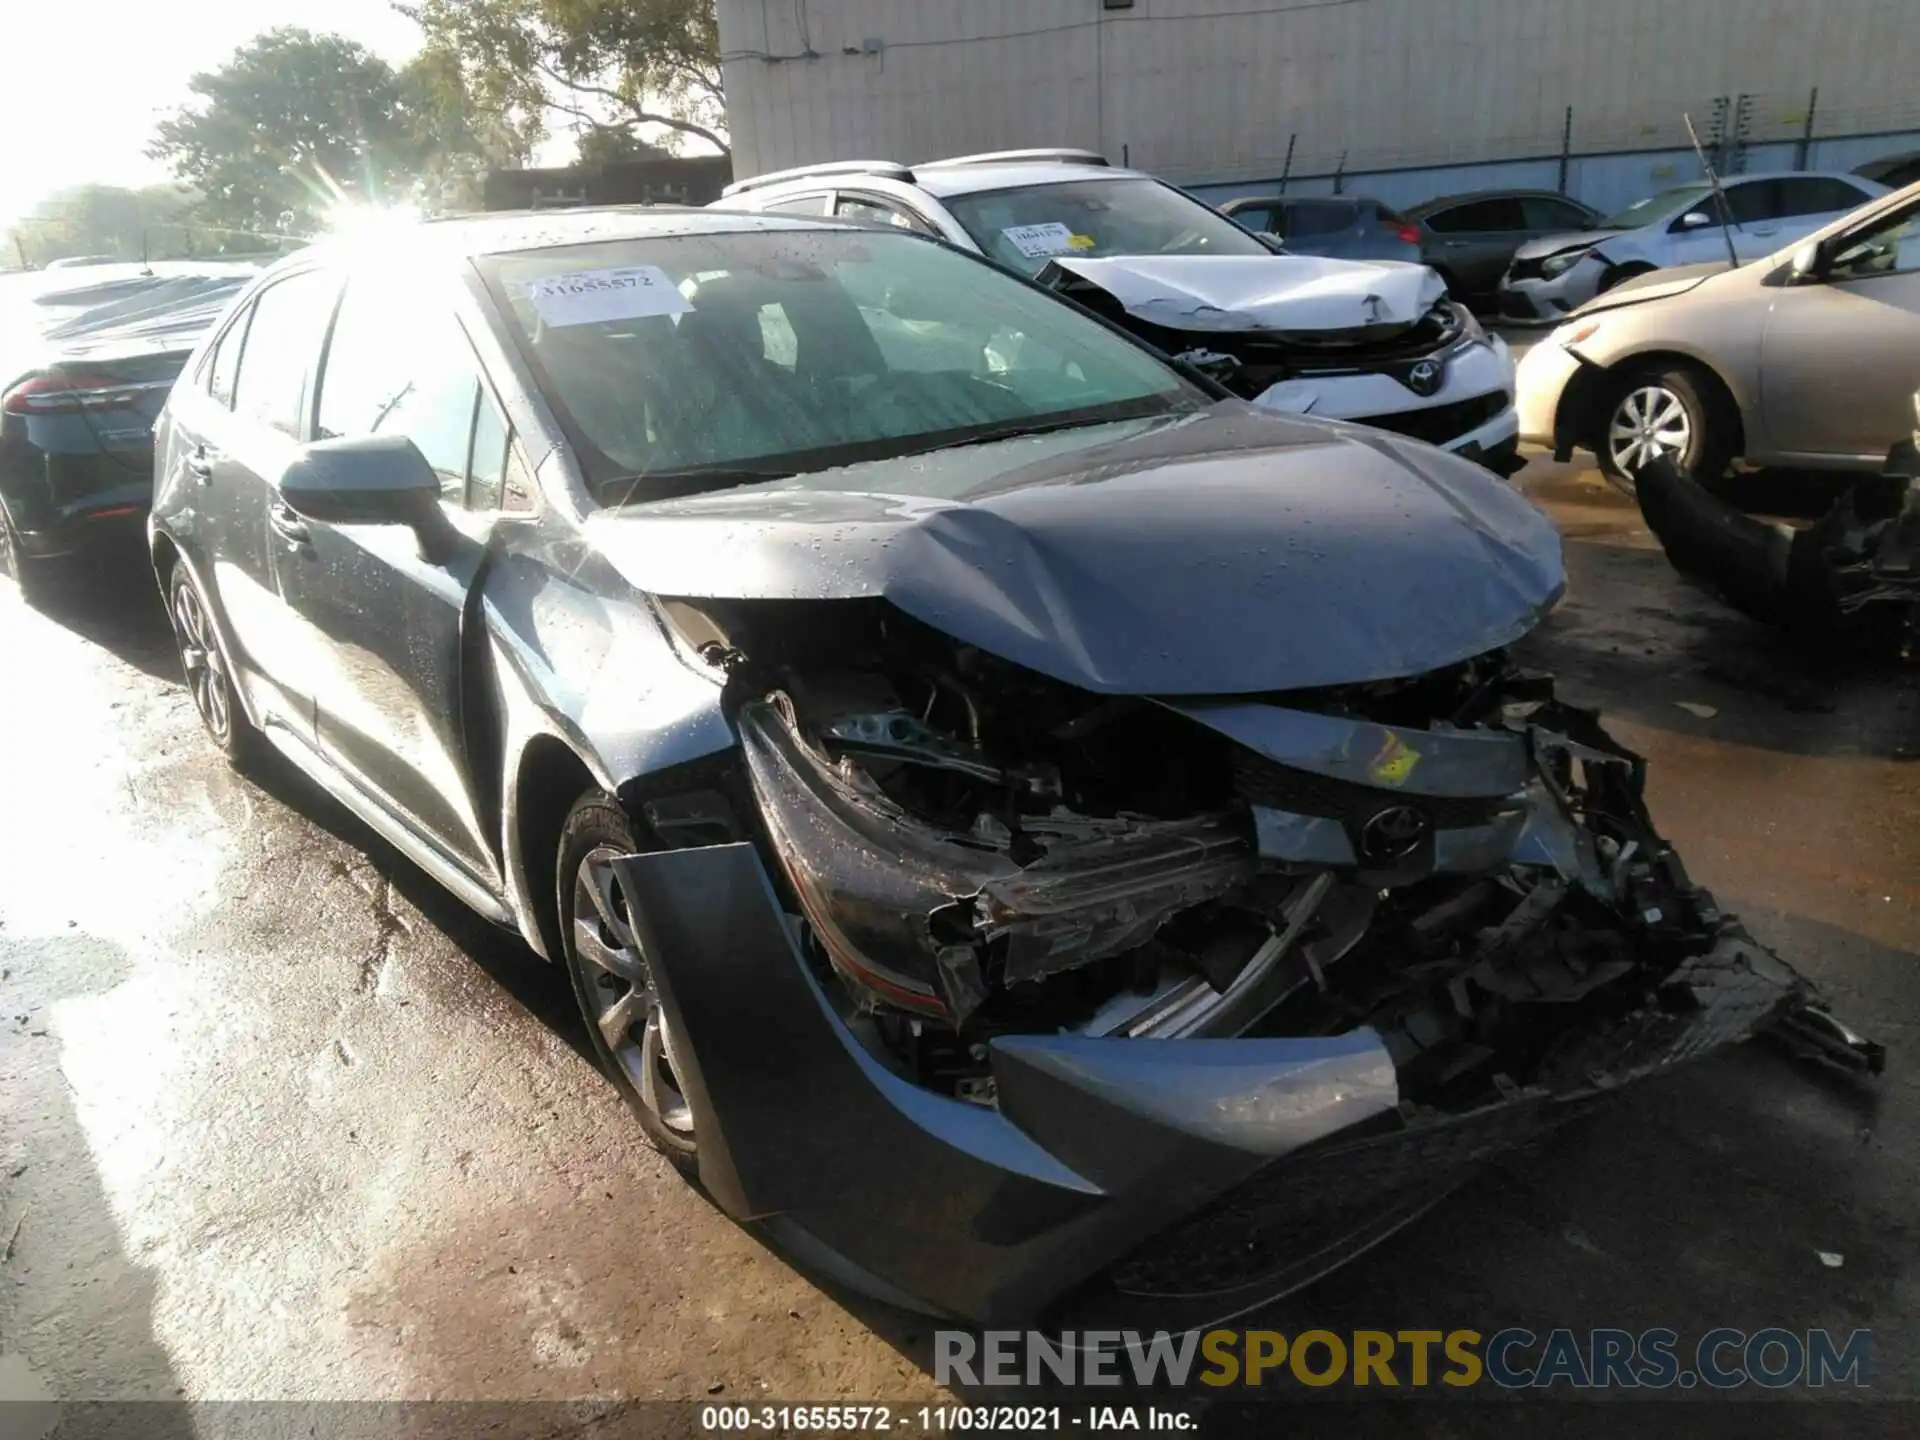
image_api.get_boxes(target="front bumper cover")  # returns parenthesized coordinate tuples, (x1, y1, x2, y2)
(611, 841, 1818, 1328)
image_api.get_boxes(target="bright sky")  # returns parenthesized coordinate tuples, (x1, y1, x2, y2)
(0, 0, 426, 227)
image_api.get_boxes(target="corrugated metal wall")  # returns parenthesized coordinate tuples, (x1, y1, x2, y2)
(719, 0, 1920, 197)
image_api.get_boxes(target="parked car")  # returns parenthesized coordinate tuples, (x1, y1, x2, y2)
(154, 206, 1846, 1327)
(1856, 150, 1920, 192)
(1517, 179, 1920, 490)
(719, 149, 1520, 469)
(1217, 194, 1423, 263)
(1401, 189, 1602, 302)
(0, 262, 256, 603)
(1498, 170, 1886, 323)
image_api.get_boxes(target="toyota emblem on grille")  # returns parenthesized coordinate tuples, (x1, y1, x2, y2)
(1406, 359, 1444, 397)
(1360, 804, 1430, 862)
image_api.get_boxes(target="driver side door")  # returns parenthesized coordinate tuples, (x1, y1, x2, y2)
(273, 267, 525, 884)
(1758, 198, 1920, 462)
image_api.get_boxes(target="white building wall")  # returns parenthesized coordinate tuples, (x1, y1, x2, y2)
(718, 0, 1920, 190)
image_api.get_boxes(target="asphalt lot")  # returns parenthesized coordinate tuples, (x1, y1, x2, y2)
(1, 449, 1916, 1426)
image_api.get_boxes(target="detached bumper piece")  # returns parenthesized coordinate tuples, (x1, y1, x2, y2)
(609, 641, 1862, 1327)
(1636, 452, 1920, 654)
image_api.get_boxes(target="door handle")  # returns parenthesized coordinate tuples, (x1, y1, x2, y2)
(185, 447, 214, 483)
(1444, 240, 1470, 248)
(268, 502, 311, 549)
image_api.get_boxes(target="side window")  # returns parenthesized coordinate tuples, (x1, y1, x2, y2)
(1234, 205, 1279, 234)
(1425, 198, 1524, 232)
(206, 308, 250, 409)
(835, 195, 930, 233)
(1777, 177, 1872, 218)
(763, 194, 828, 215)
(1726, 181, 1781, 225)
(1523, 197, 1594, 230)
(231, 269, 341, 437)
(316, 278, 483, 503)
(1826, 204, 1920, 282)
(467, 391, 508, 511)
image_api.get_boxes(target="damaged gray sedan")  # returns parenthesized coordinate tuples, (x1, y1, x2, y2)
(152, 209, 1869, 1329)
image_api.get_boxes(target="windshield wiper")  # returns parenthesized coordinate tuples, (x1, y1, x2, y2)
(893, 402, 1183, 461)
(593, 466, 798, 506)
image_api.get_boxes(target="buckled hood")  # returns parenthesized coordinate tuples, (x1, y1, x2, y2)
(1039, 255, 1448, 335)
(587, 403, 1564, 695)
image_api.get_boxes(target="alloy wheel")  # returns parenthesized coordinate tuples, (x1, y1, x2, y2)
(171, 577, 232, 744)
(571, 845, 694, 1141)
(1607, 384, 1693, 474)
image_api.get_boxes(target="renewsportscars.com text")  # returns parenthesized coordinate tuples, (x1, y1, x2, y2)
(935, 1327, 1872, 1391)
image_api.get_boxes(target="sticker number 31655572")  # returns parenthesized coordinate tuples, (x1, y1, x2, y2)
(520, 265, 693, 328)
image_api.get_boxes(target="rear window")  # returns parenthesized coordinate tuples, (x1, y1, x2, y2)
(1281, 200, 1359, 237)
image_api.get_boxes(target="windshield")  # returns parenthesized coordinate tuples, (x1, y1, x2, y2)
(942, 177, 1273, 277)
(481, 227, 1202, 498)
(1600, 185, 1712, 230)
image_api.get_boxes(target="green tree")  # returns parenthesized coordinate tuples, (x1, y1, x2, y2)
(400, 0, 728, 161)
(149, 28, 442, 236)
(4, 184, 204, 266)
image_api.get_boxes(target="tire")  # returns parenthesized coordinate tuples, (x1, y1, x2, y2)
(1596, 364, 1735, 498)
(556, 792, 699, 1174)
(166, 562, 261, 766)
(0, 505, 50, 608)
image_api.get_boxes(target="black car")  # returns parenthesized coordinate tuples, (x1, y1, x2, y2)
(150, 207, 1853, 1327)
(1403, 189, 1602, 301)
(0, 263, 255, 602)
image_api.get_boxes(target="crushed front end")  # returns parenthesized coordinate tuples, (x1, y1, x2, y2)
(1035, 257, 1522, 472)
(617, 600, 1866, 1326)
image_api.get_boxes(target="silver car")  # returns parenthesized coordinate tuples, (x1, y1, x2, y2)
(1499, 171, 1884, 325)
(1517, 180, 1920, 490)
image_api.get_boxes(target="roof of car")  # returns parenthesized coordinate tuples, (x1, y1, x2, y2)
(909, 161, 1154, 199)
(1403, 188, 1593, 216)
(278, 206, 860, 270)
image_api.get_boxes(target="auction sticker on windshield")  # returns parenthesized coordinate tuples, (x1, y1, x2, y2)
(520, 266, 692, 327)
(1002, 223, 1078, 258)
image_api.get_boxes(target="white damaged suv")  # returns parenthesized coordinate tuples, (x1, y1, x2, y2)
(717, 149, 1521, 471)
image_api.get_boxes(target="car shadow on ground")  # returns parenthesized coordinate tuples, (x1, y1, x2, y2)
(11, 539, 180, 684)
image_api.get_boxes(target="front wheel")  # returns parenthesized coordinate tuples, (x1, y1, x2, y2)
(1596, 365, 1734, 497)
(557, 793, 699, 1173)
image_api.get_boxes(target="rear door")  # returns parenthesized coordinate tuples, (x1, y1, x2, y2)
(1759, 198, 1920, 461)
(1422, 197, 1528, 292)
(164, 268, 340, 732)
(274, 264, 528, 882)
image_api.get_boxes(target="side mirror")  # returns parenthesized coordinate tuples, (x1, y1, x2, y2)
(1675, 210, 1714, 232)
(1789, 241, 1825, 282)
(280, 435, 444, 525)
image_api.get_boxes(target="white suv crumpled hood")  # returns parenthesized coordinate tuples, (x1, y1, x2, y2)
(1049, 255, 1447, 333)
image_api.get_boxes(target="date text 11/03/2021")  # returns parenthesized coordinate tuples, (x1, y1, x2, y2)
(700, 1406, 1190, 1432)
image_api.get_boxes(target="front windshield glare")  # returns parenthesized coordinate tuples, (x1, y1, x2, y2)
(944, 177, 1274, 277)
(483, 228, 1199, 497)
(1601, 186, 1712, 229)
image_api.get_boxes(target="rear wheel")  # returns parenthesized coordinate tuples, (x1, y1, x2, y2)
(557, 793, 698, 1172)
(1596, 364, 1734, 497)
(167, 562, 260, 766)
(0, 506, 49, 607)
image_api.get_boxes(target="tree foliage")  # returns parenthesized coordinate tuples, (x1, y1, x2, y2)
(149, 27, 493, 236)
(400, 0, 728, 161)
(3, 184, 215, 267)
